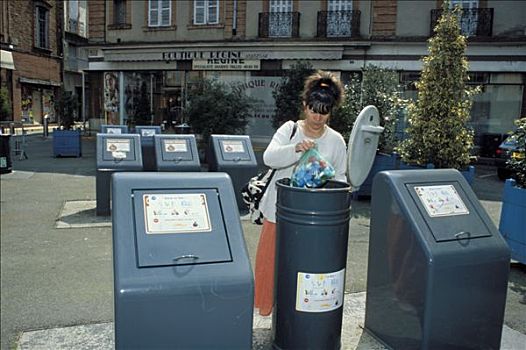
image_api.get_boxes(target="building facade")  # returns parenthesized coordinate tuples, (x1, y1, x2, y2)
(63, 0, 89, 122)
(84, 0, 526, 147)
(0, 0, 63, 124)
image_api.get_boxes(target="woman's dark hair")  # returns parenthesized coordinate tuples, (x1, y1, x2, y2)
(302, 70, 344, 115)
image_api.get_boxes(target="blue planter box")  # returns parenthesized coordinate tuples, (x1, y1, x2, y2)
(53, 129, 82, 157)
(499, 178, 526, 264)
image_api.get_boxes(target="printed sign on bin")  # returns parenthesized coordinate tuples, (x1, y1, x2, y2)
(296, 269, 345, 313)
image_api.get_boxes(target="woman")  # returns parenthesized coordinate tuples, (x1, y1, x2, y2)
(254, 70, 348, 316)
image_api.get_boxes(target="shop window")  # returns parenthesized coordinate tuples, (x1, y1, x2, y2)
(193, 0, 219, 25)
(149, 0, 171, 27)
(35, 5, 49, 49)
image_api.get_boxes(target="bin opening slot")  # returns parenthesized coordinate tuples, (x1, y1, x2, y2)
(103, 138, 136, 161)
(405, 182, 493, 242)
(161, 139, 194, 161)
(132, 188, 233, 267)
(219, 139, 252, 161)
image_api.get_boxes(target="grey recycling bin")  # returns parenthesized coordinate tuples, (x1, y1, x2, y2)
(274, 179, 352, 350)
(96, 134, 142, 216)
(0, 134, 12, 174)
(135, 125, 161, 171)
(273, 106, 384, 350)
(154, 134, 201, 172)
(364, 169, 510, 350)
(112, 172, 254, 349)
(100, 124, 128, 134)
(208, 135, 257, 212)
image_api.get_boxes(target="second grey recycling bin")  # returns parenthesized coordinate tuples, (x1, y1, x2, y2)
(96, 134, 142, 216)
(154, 134, 201, 171)
(0, 134, 12, 174)
(364, 169, 510, 350)
(135, 125, 161, 171)
(273, 106, 384, 350)
(112, 172, 253, 349)
(208, 134, 257, 211)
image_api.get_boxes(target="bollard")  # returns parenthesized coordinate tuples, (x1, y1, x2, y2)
(273, 178, 352, 350)
(43, 115, 49, 138)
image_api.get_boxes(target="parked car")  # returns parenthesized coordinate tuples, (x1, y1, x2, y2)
(495, 134, 525, 180)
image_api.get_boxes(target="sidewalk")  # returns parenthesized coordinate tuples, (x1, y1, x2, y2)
(1, 134, 525, 350)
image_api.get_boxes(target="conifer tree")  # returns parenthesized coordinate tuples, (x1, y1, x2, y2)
(398, 1, 479, 169)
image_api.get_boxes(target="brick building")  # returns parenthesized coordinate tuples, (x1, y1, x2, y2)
(0, 0, 63, 124)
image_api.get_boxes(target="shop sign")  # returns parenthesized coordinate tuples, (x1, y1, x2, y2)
(192, 59, 260, 71)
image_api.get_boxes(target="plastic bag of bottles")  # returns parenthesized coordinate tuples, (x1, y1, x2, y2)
(291, 147, 335, 188)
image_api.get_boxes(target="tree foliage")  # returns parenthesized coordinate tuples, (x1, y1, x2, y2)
(57, 90, 78, 130)
(0, 87, 11, 121)
(132, 81, 152, 126)
(506, 117, 526, 188)
(186, 78, 255, 143)
(272, 61, 314, 129)
(331, 65, 407, 152)
(397, 1, 479, 169)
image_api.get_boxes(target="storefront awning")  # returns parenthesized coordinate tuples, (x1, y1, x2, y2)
(0, 50, 15, 70)
(19, 77, 61, 87)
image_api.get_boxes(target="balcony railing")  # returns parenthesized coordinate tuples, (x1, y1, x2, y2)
(258, 12, 300, 38)
(430, 8, 493, 37)
(317, 10, 361, 38)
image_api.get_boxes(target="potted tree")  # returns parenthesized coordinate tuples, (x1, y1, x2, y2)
(53, 90, 82, 157)
(397, 2, 479, 184)
(499, 117, 526, 264)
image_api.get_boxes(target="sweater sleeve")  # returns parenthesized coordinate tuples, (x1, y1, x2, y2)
(263, 121, 301, 169)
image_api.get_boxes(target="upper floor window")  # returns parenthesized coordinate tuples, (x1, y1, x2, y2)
(114, 0, 127, 25)
(35, 6, 49, 49)
(194, 0, 219, 25)
(149, 0, 171, 27)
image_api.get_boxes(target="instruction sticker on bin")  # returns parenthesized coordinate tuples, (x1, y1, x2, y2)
(164, 139, 188, 153)
(143, 193, 211, 234)
(296, 269, 345, 312)
(222, 140, 245, 153)
(106, 128, 122, 134)
(106, 139, 130, 159)
(141, 129, 156, 137)
(415, 185, 469, 217)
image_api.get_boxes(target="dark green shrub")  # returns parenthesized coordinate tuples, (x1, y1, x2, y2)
(272, 61, 314, 129)
(506, 117, 526, 188)
(186, 78, 255, 143)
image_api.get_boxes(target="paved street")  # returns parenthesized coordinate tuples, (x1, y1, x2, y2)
(1, 134, 525, 349)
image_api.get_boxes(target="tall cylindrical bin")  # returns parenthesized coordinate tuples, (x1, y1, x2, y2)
(273, 178, 352, 350)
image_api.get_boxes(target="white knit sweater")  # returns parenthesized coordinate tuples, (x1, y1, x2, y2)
(259, 120, 347, 223)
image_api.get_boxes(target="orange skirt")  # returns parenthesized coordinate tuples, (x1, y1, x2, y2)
(254, 219, 277, 316)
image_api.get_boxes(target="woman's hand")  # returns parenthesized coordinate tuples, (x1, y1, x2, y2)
(295, 139, 316, 153)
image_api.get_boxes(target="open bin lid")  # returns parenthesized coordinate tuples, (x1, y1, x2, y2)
(346, 105, 384, 189)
